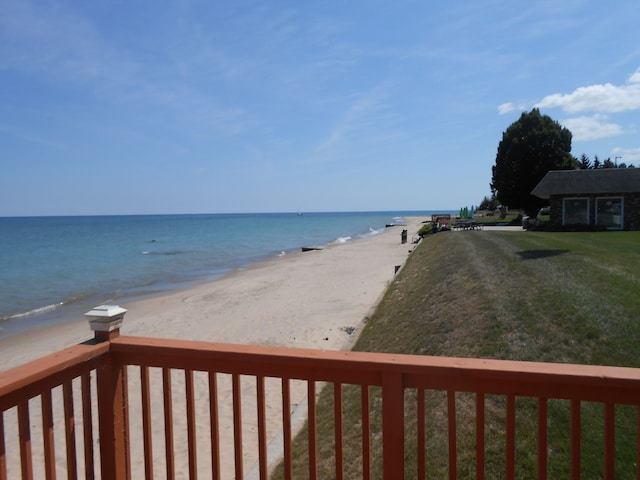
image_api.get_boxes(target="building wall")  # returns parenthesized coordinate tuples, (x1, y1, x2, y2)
(627, 193, 640, 230)
(548, 192, 640, 230)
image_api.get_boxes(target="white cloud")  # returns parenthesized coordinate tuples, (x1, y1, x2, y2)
(612, 147, 640, 164)
(536, 69, 640, 113)
(562, 115, 623, 141)
(497, 102, 526, 115)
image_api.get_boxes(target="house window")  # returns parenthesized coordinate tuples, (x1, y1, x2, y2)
(596, 197, 623, 229)
(563, 197, 589, 225)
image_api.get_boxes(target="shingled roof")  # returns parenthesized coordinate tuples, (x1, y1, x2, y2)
(531, 169, 640, 199)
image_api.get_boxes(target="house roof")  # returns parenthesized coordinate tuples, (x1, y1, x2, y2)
(531, 169, 640, 199)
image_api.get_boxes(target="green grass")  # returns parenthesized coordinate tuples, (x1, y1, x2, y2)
(272, 230, 640, 479)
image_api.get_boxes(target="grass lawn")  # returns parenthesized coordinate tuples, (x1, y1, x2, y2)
(273, 229, 640, 479)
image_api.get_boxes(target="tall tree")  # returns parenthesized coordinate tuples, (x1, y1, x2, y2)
(490, 109, 576, 216)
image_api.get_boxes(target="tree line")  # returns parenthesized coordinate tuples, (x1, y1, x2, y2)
(577, 153, 634, 170)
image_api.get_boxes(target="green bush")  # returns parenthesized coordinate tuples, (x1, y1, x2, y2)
(417, 223, 432, 237)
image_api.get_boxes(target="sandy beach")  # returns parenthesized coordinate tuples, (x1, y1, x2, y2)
(1, 217, 424, 477)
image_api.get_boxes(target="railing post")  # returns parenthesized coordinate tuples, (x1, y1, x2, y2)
(382, 371, 404, 479)
(86, 305, 130, 479)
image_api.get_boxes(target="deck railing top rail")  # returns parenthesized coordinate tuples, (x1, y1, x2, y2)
(111, 335, 640, 404)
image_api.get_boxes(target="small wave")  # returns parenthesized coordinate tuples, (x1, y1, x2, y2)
(357, 227, 384, 239)
(141, 250, 186, 256)
(278, 251, 286, 257)
(2, 302, 64, 322)
(334, 236, 352, 244)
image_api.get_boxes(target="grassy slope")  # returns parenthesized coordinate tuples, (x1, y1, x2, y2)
(274, 230, 640, 479)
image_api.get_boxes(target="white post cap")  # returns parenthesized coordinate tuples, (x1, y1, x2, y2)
(85, 304, 127, 332)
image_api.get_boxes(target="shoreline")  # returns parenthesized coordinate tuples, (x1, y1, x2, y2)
(0, 217, 423, 371)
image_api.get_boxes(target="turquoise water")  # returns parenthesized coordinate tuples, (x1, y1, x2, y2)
(0, 211, 450, 338)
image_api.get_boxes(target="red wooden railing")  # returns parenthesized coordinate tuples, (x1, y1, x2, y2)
(2, 323, 640, 479)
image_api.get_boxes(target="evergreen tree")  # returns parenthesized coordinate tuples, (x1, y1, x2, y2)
(579, 153, 592, 169)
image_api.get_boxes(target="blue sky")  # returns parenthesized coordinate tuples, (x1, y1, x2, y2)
(1, 0, 639, 216)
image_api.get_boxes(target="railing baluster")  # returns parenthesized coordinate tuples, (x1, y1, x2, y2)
(570, 399, 581, 479)
(140, 367, 154, 480)
(637, 406, 640, 480)
(417, 388, 425, 480)
(282, 378, 293, 480)
(334, 382, 343, 480)
(208, 372, 220, 480)
(232, 374, 244, 479)
(362, 385, 371, 480)
(18, 401, 33, 479)
(448, 390, 457, 480)
(604, 403, 615, 480)
(476, 392, 485, 480)
(162, 368, 175, 480)
(506, 394, 515, 480)
(63, 380, 78, 479)
(0, 412, 6, 480)
(81, 372, 94, 480)
(41, 390, 56, 480)
(185, 369, 197, 480)
(308, 381, 318, 480)
(382, 372, 404, 479)
(537, 398, 548, 480)
(256, 375, 267, 479)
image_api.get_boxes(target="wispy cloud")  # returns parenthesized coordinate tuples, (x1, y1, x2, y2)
(312, 87, 395, 164)
(0, 124, 70, 151)
(0, 0, 254, 138)
(497, 102, 526, 115)
(0, 0, 130, 85)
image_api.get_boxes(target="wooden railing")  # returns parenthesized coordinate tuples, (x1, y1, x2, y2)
(2, 321, 640, 479)
(0, 338, 109, 479)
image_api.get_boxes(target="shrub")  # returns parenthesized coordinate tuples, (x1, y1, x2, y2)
(417, 223, 432, 237)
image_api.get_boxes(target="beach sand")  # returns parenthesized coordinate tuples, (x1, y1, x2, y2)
(0, 217, 423, 477)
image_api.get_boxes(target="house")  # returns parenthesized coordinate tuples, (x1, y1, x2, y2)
(531, 168, 640, 230)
